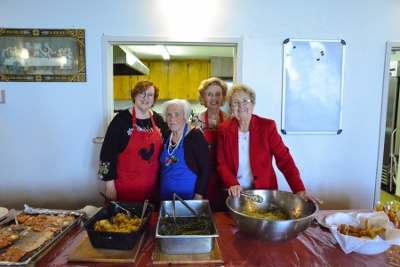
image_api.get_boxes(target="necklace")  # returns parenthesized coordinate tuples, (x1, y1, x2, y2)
(209, 116, 217, 127)
(206, 109, 223, 129)
(167, 133, 182, 156)
(138, 118, 150, 131)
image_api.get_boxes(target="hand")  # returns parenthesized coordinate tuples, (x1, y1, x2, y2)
(193, 125, 204, 133)
(193, 193, 203, 200)
(228, 185, 243, 198)
(296, 191, 323, 204)
(105, 180, 117, 201)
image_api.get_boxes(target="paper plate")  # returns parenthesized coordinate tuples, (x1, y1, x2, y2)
(0, 207, 8, 220)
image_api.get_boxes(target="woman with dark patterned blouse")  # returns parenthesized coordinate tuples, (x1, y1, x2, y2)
(98, 80, 168, 208)
(191, 77, 231, 211)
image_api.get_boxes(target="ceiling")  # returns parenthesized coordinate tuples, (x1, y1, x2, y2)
(125, 45, 235, 61)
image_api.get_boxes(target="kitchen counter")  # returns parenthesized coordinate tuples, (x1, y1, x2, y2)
(35, 210, 400, 267)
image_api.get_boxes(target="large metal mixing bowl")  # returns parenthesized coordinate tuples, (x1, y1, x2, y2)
(226, 190, 318, 242)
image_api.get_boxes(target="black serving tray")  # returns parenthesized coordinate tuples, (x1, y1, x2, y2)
(83, 202, 154, 250)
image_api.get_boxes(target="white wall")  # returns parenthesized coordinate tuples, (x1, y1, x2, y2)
(0, 0, 398, 210)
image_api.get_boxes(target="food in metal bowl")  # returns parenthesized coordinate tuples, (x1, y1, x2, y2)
(242, 208, 289, 220)
(226, 189, 318, 242)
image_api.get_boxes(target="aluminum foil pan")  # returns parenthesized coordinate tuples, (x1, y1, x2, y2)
(0, 204, 82, 266)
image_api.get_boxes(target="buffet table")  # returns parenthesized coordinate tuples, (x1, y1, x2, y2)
(34, 210, 400, 267)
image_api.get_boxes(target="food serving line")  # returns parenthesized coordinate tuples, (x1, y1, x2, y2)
(28, 210, 399, 267)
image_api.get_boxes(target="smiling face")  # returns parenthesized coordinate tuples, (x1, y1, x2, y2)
(134, 86, 155, 113)
(202, 84, 224, 111)
(165, 105, 186, 134)
(230, 91, 254, 122)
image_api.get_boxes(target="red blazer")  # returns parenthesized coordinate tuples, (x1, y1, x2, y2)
(217, 114, 305, 194)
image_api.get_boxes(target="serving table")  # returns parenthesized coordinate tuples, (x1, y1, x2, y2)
(34, 210, 400, 267)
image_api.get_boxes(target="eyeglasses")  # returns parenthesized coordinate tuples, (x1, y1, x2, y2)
(231, 99, 252, 107)
(138, 91, 155, 100)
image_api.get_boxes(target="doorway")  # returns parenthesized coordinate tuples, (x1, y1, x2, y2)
(378, 41, 400, 201)
(100, 36, 243, 134)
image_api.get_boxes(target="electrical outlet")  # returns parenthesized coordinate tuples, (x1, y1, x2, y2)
(0, 90, 5, 104)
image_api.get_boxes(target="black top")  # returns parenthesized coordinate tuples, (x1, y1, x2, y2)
(98, 109, 168, 181)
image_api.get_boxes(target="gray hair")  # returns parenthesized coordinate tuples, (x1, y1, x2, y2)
(227, 83, 256, 106)
(161, 99, 192, 122)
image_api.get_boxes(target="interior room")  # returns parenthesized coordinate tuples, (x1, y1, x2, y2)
(1, 0, 400, 265)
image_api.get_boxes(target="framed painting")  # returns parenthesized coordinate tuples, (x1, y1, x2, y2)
(0, 28, 86, 82)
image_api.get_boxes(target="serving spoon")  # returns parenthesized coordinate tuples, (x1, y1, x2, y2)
(99, 192, 132, 219)
(140, 199, 149, 225)
(223, 188, 264, 203)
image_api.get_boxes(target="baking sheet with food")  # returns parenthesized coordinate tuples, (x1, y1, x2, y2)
(0, 205, 82, 266)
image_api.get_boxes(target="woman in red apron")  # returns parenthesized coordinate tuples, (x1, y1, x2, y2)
(98, 80, 167, 209)
(191, 77, 232, 211)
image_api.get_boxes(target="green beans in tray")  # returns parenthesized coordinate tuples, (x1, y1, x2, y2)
(158, 217, 212, 235)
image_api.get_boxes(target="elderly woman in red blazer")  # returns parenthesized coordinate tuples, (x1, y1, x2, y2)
(217, 83, 322, 204)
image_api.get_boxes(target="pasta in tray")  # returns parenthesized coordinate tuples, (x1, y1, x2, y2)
(94, 213, 143, 232)
(242, 208, 289, 220)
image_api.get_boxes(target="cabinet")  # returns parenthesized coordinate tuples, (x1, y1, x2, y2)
(144, 61, 169, 100)
(113, 76, 134, 100)
(113, 60, 210, 101)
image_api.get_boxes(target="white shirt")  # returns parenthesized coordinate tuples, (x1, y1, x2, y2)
(237, 131, 254, 189)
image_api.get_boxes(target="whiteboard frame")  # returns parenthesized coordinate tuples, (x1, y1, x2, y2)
(281, 38, 345, 135)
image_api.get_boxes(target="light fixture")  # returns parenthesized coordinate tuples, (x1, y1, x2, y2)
(157, 45, 170, 60)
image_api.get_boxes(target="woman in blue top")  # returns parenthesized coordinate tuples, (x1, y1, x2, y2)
(159, 99, 211, 201)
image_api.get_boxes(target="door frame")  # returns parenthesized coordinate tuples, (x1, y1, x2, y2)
(376, 41, 400, 202)
(101, 36, 243, 133)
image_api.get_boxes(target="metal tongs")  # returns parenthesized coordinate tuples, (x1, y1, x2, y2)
(224, 188, 263, 203)
(100, 192, 132, 219)
(172, 193, 202, 219)
(172, 193, 203, 230)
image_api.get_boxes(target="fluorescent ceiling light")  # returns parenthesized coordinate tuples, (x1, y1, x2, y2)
(157, 45, 170, 60)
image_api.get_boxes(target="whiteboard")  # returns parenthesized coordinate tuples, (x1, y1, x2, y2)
(281, 38, 345, 134)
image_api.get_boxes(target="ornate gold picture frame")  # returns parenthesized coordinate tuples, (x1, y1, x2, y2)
(0, 28, 86, 82)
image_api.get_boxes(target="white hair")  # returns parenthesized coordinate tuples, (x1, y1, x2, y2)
(161, 99, 192, 122)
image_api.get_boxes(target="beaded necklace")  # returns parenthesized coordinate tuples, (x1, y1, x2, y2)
(167, 133, 183, 156)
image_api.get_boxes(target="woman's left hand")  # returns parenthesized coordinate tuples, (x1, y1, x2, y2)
(193, 193, 203, 200)
(296, 191, 323, 204)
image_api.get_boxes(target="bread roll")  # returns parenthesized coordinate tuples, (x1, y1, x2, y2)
(337, 221, 386, 239)
(364, 218, 371, 230)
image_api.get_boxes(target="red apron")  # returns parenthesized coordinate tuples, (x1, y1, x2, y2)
(204, 109, 227, 211)
(115, 109, 162, 206)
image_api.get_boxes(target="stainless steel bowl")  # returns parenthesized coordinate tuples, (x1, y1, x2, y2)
(226, 189, 318, 242)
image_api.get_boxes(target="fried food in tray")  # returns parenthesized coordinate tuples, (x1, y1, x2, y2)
(0, 209, 81, 264)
